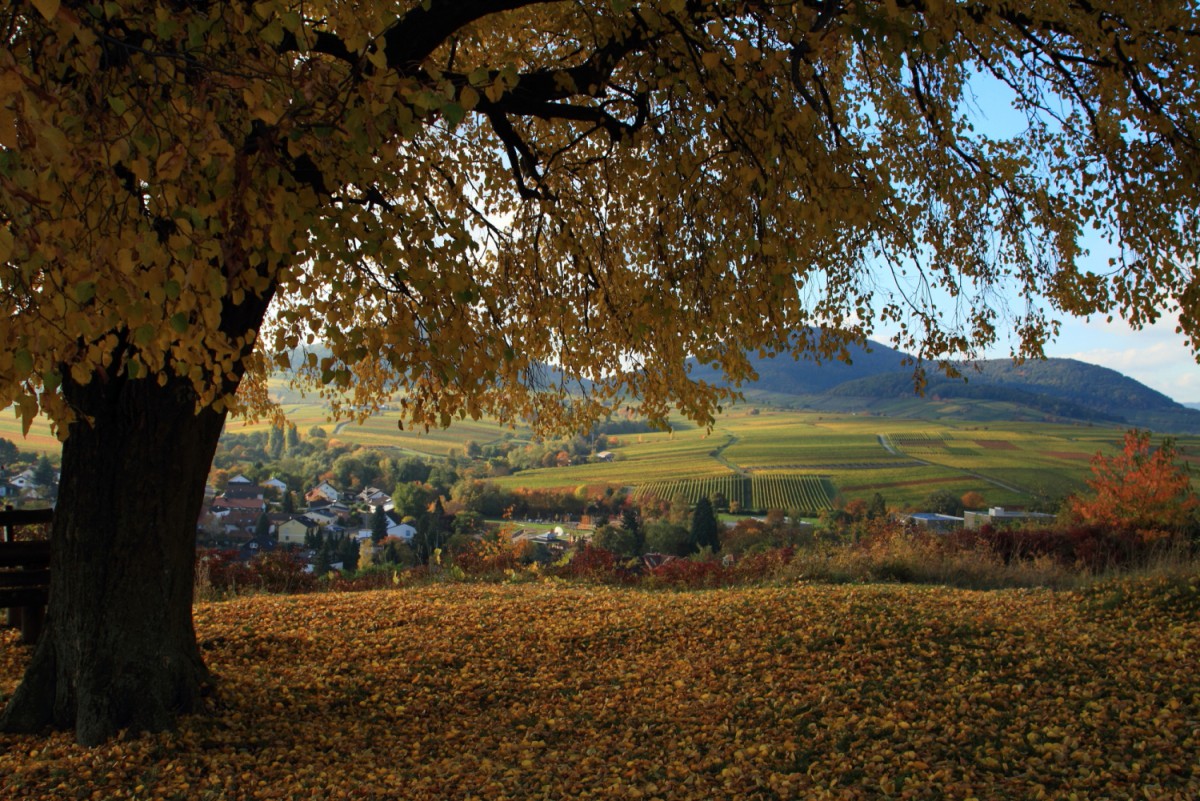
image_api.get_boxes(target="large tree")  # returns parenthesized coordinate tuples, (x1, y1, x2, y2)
(1, 0, 1197, 744)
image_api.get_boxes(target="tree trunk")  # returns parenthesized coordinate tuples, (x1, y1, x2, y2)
(0, 370, 229, 745)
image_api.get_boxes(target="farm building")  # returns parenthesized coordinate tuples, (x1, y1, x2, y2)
(903, 512, 964, 533)
(963, 507, 1057, 529)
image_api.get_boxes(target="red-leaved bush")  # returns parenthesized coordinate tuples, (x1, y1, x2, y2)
(197, 549, 315, 595)
(951, 524, 1175, 571)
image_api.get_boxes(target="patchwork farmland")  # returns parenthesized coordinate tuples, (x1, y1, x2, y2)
(9, 389, 1194, 511)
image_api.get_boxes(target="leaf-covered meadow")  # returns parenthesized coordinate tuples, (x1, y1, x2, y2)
(3, 579, 1198, 799)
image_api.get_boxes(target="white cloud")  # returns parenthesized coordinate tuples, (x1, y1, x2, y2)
(1050, 313, 1200, 402)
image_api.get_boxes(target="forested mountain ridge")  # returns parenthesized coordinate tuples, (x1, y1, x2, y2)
(689, 342, 1200, 433)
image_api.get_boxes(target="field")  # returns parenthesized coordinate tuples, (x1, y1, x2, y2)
(10, 391, 1191, 511)
(493, 426, 735, 492)
(633, 475, 836, 513)
(492, 410, 1141, 508)
(333, 415, 527, 456)
(0, 414, 60, 453)
(2, 581, 1198, 799)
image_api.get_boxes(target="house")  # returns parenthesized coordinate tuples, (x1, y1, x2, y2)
(278, 516, 320, 546)
(222, 481, 265, 501)
(304, 508, 339, 527)
(211, 495, 267, 514)
(263, 477, 289, 495)
(325, 502, 355, 522)
(357, 487, 393, 512)
(305, 482, 341, 504)
(356, 512, 417, 542)
(964, 507, 1057, 529)
(9, 471, 38, 490)
(903, 512, 964, 533)
(386, 511, 417, 541)
(642, 553, 677, 570)
(215, 508, 261, 540)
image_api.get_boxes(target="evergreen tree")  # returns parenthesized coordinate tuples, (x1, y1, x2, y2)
(314, 540, 333, 576)
(382, 541, 403, 566)
(33, 455, 56, 487)
(337, 536, 359, 572)
(413, 511, 448, 565)
(0, 437, 19, 465)
(370, 505, 389, 544)
(621, 507, 644, 556)
(690, 497, 721, 554)
(254, 513, 271, 541)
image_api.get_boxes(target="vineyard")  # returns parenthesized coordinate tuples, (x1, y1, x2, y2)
(634, 474, 834, 514)
(750, 474, 836, 514)
(884, 432, 950, 454)
(634, 475, 751, 508)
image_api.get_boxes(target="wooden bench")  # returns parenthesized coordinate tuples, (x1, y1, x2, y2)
(0, 508, 53, 645)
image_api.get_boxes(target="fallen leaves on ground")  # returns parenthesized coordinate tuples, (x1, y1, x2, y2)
(2, 579, 1198, 799)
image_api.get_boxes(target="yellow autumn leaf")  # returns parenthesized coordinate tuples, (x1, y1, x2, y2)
(31, 0, 60, 22)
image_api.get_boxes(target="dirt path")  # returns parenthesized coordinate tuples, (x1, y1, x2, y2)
(711, 434, 748, 474)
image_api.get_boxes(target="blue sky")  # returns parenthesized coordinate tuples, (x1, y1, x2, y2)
(955, 76, 1200, 403)
(1035, 313, 1199, 403)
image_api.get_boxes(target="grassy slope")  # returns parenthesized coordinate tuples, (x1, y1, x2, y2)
(2, 581, 1197, 799)
(530, 411, 1142, 507)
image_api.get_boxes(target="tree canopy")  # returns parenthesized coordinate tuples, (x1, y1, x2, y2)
(3, 0, 1200, 745)
(3, 0, 1198, 435)
(1069, 429, 1200, 536)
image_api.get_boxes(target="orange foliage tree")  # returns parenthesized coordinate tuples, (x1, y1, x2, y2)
(1069, 430, 1199, 537)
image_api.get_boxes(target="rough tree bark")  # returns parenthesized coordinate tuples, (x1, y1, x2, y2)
(0, 286, 274, 745)
(0, 370, 227, 745)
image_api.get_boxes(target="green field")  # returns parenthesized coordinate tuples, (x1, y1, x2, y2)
(5, 391, 1172, 512)
(493, 429, 732, 491)
(334, 414, 525, 456)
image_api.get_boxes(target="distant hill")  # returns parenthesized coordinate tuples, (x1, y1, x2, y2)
(825, 370, 1126, 425)
(689, 337, 912, 395)
(690, 339, 1200, 434)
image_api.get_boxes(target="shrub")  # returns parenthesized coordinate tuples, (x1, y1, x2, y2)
(647, 556, 726, 589)
(554, 544, 630, 583)
(196, 549, 316, 596)
(249, 550, 317, 594)
(958, 523, 1186, 572)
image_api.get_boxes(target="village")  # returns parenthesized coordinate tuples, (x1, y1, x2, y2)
(198, 473, 578, 574)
